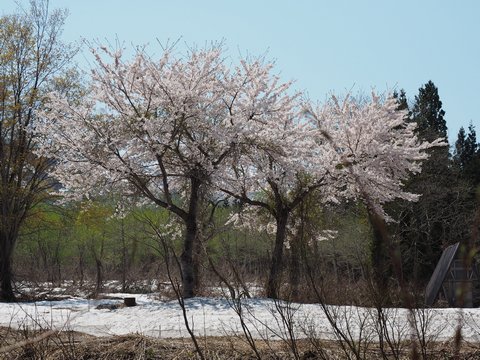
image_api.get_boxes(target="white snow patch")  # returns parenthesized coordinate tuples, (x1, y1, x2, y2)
(0, 295, 479, 342)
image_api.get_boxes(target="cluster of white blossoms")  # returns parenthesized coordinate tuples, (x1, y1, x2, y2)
(35, 45, 445, 237)
(305, 94, 446, 220)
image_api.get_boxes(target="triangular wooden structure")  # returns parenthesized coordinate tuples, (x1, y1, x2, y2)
(425, 243, 459, 306)
(425, 242, 479, 307)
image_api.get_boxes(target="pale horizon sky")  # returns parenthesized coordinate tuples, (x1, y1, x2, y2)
(2, 0, 479, 145)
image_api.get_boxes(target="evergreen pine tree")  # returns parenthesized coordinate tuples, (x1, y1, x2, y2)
(454, 123, 480, 251)
(411, 80, 447, 141)
(455, 123, 480, 184)
(393, 89, 409, 111)
(465, 123, 477, 156)
(454, 126, 467, 168)
(394, 81, 470, 283)
(464, 124, 480, 185)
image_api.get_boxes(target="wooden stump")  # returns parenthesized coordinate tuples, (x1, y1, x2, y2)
(124, 297, 136, 307)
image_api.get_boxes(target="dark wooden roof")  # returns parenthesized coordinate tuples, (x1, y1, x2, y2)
(425, 242, 460, 306)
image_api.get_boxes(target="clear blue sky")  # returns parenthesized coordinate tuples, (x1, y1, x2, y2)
(2, 0, 479, 144)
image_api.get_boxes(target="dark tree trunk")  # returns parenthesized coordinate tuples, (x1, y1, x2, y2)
(289, 237, 300, 300)
(193, 225, 203, 294)
(181, 218, 198, 298)
(180, 176, 202, 298)
(94, 258, 103, 297)
(0, 232, 15, 302)
(92, 233, 105, 298)
(120, 218, 127, 292)
(289, 201, 307, 300)
(266, 211, 289, 299)
(78, 257, 85, 287)
(368, 209, 395, 298)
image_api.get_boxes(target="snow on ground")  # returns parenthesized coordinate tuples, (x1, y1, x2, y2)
(2, 293, 480, 342)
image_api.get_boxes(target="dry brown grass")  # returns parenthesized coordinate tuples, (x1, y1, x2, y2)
(1, 327, 480, 359)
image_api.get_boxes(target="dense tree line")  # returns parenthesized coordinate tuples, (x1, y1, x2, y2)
(392, 82, 480, 285)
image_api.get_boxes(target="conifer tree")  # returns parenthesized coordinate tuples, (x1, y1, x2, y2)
(393, 89, 408, 111)
(411, 80, 447, 141)
(395, 81, 468, 282)
(464, 124, 480, 185)
(454, 126, 468, 168)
